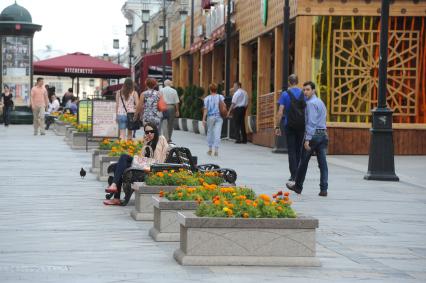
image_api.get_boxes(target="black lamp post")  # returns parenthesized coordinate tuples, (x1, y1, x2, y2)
(364, 0, 399, 181)
(188, 0, 195, 85)
(142, 9, 150, 55)
(113, 39, 120, 64)
(126, 24, 133, 68)
(162, 0, 167, 87)
(273, 0, 290, 153)
(224, 0, 232, 98)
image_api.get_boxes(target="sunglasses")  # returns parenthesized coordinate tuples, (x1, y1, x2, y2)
(145, 130, 155, 135)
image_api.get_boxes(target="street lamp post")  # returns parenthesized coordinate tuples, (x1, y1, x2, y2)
(126, 24, 133, 68)
(224, 0, 232, 98)
(142, 9, 150, 55)
(364, 0, 399, 181)
(188, 0, 195, 85)
(162, 0, 167, 87)
(113, 39, 120, 64)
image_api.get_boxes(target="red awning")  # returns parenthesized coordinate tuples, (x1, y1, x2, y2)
(202, 0, 213, 9)
(33, 52, 130, 78)
(200, 40, 214, 55)
(190, 40, 204, 54)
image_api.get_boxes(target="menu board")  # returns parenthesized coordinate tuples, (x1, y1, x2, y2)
(1, 36, 31, 106)
(92, 100, 118, 138)
(78, 100, 92, 124)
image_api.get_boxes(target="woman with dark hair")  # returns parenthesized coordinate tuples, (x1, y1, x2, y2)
(135, 78, 162, 129)
(104, 123, 169, 206)
(116, 78, 139, 140)
(1, 85, 14, 127)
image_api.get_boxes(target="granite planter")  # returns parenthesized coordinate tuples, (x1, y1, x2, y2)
(174, 212, 320, 267)
(64, 126, 76, 142)
(53, 120, 67, 136)
(98, 155, 119, 181)
(91, 149, 110, 173)
(130, 183, 182, 221)
(149, 196, 202, 242)
(68, 132, 98, 150)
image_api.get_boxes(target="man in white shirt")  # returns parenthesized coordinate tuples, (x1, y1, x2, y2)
(227, 82, 248, 143)
(160, 80, 180, 142)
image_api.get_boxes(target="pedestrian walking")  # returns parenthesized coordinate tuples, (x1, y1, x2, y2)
(136, 78, 163, 131)
(30, 78, 49, 135)
(160, 79, 180, 143)
(286, 81, 329, 197)
(116, 78, 139, 140)
(202, 83, 225, 156)
(275, 74, 306, 181)
(1, 85, 14, 127)
(227, 82, 248, 144)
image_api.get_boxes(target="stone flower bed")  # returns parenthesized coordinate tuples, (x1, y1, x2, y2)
(172, 191, 320, 266)
(149, 185, 255, 242)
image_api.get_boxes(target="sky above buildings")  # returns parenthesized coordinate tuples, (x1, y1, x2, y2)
(0, 0, 129, 58)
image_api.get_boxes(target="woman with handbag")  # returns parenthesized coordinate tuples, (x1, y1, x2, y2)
(104, 123, 169, 206)
(135, 78, 167, 130)
(1, 85, 14, 127)
(116, 78, 139, 140)
(202, 83, 227, 157)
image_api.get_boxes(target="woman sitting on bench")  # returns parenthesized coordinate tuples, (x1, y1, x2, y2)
(104, 123, 169, 206)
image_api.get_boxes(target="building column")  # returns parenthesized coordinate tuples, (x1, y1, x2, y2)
(200, 52, 212, 93)
(257, 35, 272, 129)
(179, 55, 189, 88)
(172, 59, 180, 87)
(192, 52, 200, 87)
(239, 43, 252, 114)
(229, 37, 239, 88)
(274, 26, 283, 117)
(294, 16, 313, 85)
(212, 46, 225, 86)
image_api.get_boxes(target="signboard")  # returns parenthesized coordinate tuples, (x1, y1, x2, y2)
(261, 0, 268, 26)
(91, 100, 118, 138)
(1, 36, 31, 106)
(78, 100, 92, 124)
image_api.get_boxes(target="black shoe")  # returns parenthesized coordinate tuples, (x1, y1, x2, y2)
(288, 177, 295, 181)
(286, 181, 302, 194)
(241, 141, 247, 144)
(318, 191, 328, 197)
(235, 140, 242, 144)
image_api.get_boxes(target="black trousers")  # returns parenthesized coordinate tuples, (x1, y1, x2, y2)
(113, 154, 133, 199)
(284, 125, 305, 180)
(233, 106, 247, 142)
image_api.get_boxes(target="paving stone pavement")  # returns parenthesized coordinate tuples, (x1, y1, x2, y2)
(0, 125, 425, 283)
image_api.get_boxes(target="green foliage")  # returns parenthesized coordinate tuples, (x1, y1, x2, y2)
(196, 193, 297, 218)
(164, 186, 256, 202)
(145, 170, 223, 186)
(179, 86, 204, 120)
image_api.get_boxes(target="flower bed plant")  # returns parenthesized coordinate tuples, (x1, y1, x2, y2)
(196, 191, 296, 218)
(76, 124, 91, 132)
(161, 184, 256, 202)
(58, 113, 77, 124)
(145, 170, 223, 186)
(108, 139, 144, 157)
(99, 138, 115, 150)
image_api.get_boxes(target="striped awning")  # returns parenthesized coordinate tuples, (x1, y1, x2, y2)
(200, 40, 214, 55)
(190, 40, 204, 54)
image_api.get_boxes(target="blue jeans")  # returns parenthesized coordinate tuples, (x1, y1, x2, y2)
(206, 115, 223, 149)
(294, 133, 328, 192)
(284, 125, 305, 180)
(117, 114, 127, 130)
(3, 106, 12, 126)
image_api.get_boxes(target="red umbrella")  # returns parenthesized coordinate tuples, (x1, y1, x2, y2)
(33, 52, 130, 78)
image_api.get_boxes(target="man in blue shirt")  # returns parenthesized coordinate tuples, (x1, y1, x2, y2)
(275, 74, 305, 181)
(286, 81, 329, 197)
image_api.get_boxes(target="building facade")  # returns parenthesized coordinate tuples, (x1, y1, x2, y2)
(170, 0, 426, 155)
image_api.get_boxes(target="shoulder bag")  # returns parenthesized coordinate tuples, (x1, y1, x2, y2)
(131, 145, 156, 170)
(120, 91, 141, 131)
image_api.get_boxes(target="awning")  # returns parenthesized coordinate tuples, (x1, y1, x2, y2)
(211, 25, 225, 41)
(190, 40, 204, 54)
(33, 52, 130, 78)
(200, 40, 214, 55)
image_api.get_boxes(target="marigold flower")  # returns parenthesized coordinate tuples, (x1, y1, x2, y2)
(159, 190, 164, 197)
(259, 194, 271, 202)
(242, 212, 249, 218)
(223, 207, 229, 212)
(276, 206, 283, 211)
(177, 192, 183, 198)
(284, 192, 289, 197)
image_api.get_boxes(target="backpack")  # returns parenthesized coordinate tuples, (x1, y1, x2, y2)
(286, 89, 306, 130)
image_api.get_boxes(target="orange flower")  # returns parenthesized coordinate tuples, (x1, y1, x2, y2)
(253, 202, 258, 208)
(213, 200, 220, 205)
(277, 191, 283, 196)
(245, 199, 252, 205)
(242, 212, 249, 218)
(276, 206, 283, 211)
(156, 172, 164, 178)
(259, 194, 271, 202)
(159, 190, 164, 197)
(177, 192, 183, 198)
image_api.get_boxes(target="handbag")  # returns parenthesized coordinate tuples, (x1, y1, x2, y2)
(157, 94, 167, 112)
(120, 92, 141, 130)
(218, 96, 227, 118)
(131, 145, 156, 170)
